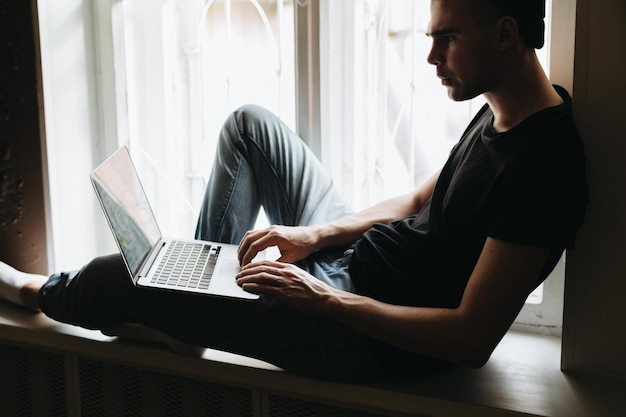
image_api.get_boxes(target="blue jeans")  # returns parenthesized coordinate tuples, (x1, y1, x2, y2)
(40, 105, 385, 380)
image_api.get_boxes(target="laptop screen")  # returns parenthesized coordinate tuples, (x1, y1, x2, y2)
(91, 147, 162, 277)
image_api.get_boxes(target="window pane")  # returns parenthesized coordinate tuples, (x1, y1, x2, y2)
(320, 0, 551, 211)
(118, 0, 295, 238)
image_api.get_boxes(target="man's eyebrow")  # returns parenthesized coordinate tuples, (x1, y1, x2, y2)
(426, 28, 459, 38)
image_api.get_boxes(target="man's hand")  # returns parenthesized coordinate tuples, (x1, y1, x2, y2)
(235, 174, 442, 267)
(235, 260, 335, 316)
(237, 225, 318, 266)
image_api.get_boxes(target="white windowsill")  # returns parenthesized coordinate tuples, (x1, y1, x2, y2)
(0, 300, 623, 417)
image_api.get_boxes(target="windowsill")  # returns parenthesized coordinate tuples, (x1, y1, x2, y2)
(0, 300, 623, 417)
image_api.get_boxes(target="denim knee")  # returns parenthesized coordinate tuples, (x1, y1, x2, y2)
(216, 104, 266, 156)
(229, 104, 283, 146)
(232, 104, 274, 128)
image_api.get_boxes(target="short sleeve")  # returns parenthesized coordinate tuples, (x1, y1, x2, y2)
(488, 133, 588, 248)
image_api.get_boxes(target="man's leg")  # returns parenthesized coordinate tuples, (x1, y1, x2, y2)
(34, 254, 383, 380)
(195, 104, 352, 244)
(6, 106, 382, 379)
(196, 104, 357, 292)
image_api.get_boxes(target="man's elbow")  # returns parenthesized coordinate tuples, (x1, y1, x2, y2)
(452, 310, 510, 368)
(456, 338, 497, 369)
(416, 333, 495, 368)
(464, 351, 491, 369)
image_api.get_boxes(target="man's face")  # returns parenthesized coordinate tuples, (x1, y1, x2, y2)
(427, 0, 501, 101)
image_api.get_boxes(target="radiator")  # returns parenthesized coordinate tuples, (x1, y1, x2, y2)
(0, 343, 400, 417)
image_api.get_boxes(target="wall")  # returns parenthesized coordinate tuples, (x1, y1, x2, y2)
(562, 0, 626, 378)
(0, 0, 117, 274)
(0, 0, 48, 274)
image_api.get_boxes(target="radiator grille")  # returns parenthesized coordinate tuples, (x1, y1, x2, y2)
(0, 344, 69, 417)
(77, 358, 255, 417)
(0, 343, 411, 417)
(267, 394, 402, 417)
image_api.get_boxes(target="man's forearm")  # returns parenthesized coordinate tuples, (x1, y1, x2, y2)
(311, 170, 440, 248)
(319, 238, 550, 368)
(321, 289, 488, 367)
(310, 193, 419, 247)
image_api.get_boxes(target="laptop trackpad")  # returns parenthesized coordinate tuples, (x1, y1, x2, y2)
(212, 259, 260, 300)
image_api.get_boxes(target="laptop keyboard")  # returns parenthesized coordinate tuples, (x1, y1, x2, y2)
(151, 241, 221, 290)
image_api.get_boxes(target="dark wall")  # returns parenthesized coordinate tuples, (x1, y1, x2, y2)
(561, 0, 626, 378)
(0, 0, 48, 274)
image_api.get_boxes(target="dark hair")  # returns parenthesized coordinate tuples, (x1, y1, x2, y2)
(491, 0, 546, 49)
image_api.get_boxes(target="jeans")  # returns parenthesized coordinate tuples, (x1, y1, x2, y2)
(40, 105, 385, 380)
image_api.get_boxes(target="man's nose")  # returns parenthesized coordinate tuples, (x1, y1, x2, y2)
(427, 43, 442, 66)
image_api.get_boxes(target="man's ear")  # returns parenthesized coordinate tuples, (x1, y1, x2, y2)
(496, 16, 519, 49)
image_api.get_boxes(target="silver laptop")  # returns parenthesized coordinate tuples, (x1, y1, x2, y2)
(90, 146, 260, 300)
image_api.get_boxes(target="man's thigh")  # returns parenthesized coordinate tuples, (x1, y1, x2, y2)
(39, 253, 382, 379)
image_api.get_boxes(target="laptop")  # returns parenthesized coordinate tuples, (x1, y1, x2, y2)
(90, 146, 260, 300)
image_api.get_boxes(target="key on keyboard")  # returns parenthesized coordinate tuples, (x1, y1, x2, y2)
(150, 241, 221, 289)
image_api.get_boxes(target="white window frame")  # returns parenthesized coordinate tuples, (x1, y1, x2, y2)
(41, 0, 564, 334)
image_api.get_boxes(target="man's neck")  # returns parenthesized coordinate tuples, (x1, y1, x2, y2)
(484, 53, 563, 133)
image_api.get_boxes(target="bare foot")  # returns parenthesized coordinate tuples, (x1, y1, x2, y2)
(0, 261, 46, 312)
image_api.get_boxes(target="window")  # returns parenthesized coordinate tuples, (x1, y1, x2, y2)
(319, 0, 552, 208)
(41, 0, 560, 334)
(106, 0, 295, 237)
(319, 0, 480, 209)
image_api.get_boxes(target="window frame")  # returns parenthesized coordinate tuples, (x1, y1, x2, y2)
(42, 0, 566, 334)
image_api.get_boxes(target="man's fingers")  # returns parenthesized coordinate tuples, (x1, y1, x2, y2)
(238, 260, 285, 275)
(239, 234, 277, 265)
(236, 263, 289, 290)
(238, 230, 268, 265)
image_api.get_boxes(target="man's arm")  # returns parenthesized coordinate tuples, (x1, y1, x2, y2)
(236, 237, 549, 367)
(238, 170, 441, 265)
(312, 169, 440, 248)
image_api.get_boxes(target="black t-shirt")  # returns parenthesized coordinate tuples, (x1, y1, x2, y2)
(349, 86, 588, 372)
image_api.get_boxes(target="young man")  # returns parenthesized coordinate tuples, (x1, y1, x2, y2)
(0, 0, 587, 380)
